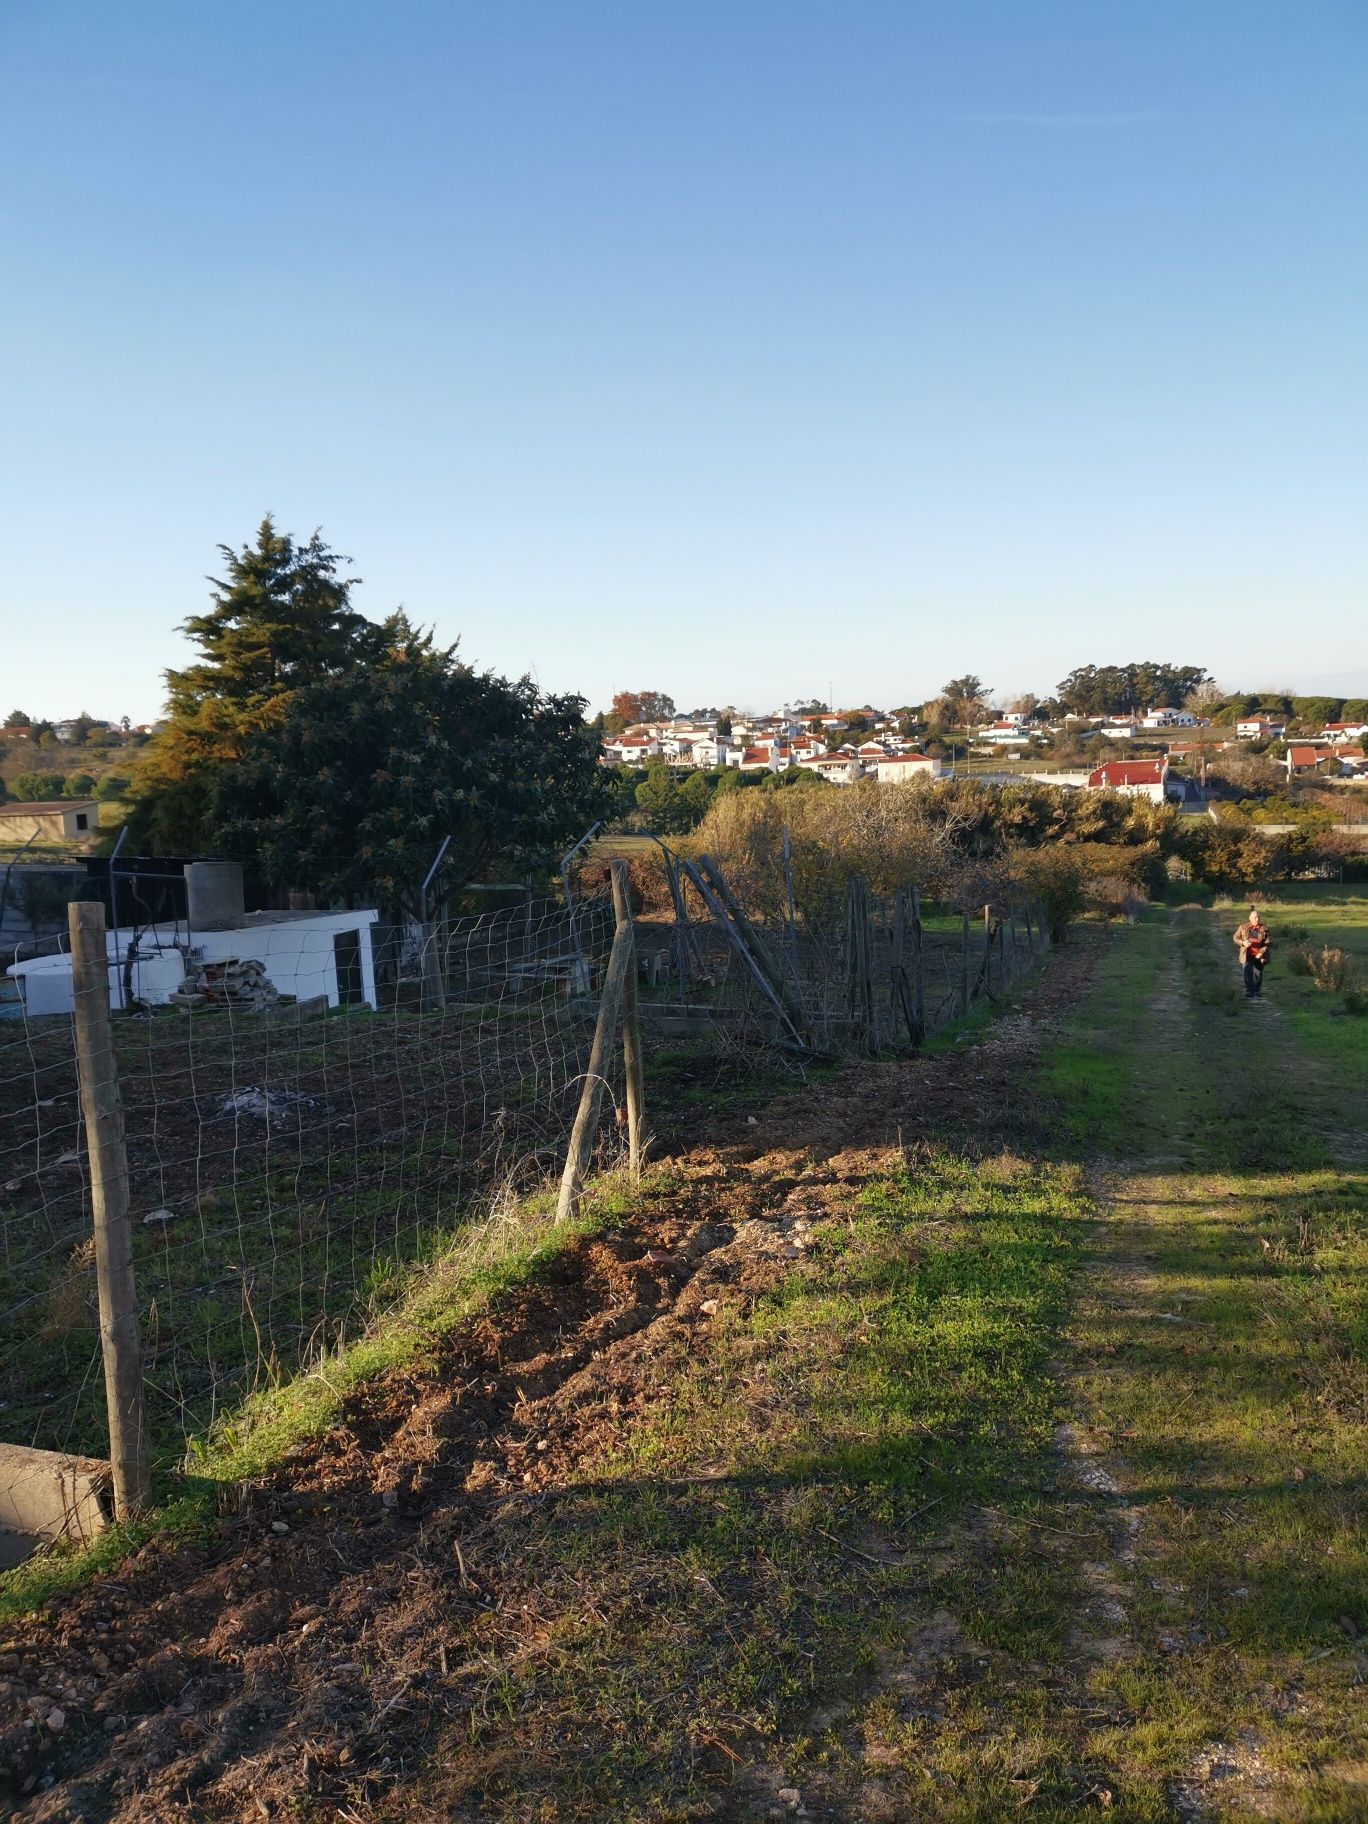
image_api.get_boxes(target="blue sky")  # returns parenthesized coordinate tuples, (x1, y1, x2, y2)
(1, 1, 1364, 721)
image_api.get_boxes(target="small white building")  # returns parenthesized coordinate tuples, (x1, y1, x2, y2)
(1088, 758, 1170, 803)
(875, 754, 943, 784)
(601, 734, 661, 764)
(0, 800, 100, 844)
(1235, 718, 1287, 741)
(799, 754, 861, 785)
(7, 909, 379, 1017)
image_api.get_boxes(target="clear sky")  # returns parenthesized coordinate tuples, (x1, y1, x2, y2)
(2, 1, 1364, 722)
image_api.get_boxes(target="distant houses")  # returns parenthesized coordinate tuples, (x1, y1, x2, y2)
(595, 700, 1366, 800)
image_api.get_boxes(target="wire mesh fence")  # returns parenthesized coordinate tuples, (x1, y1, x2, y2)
(0, 844, 1051, 1543)
(0, 893, 619, 1480)
(579, 845, 1053, 1063)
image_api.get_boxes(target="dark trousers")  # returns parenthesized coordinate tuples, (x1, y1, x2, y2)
(1244, 955, 1264, 996)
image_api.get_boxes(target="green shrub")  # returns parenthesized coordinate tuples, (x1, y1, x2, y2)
(10, 769, 65, 802)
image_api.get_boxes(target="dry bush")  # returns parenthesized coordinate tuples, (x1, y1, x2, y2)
(685, 781, 996, 932)
(1305, 946, 1352, 993)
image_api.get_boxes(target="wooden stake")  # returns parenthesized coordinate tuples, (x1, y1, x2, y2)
(68, 901, 149, 1520)
(911, 885, 926, 1044)
(697, 854, 807, 1038)
(556, 917, 634, 1223)
(982, 904, 993, 998)
(688, 857, 810, 1047)
(609, 861, 647, 1179)
(960, 910, 971, 1017)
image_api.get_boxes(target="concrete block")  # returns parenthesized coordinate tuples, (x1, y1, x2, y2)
(0, 1444, 111, 1547)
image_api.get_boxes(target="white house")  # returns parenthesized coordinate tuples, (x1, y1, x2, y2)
(1141, 708, 1199, 729)
(732, 745, 786, 773)
(978, 722, 1032, 746)
(7, 909, 381, 1017)
(1322, 722, 1368, 746)
(1088, 758, 1170, 803)
(1235, 717, 1287, 740)
(799, 753, 861, 785)
(601, 734, 661, 764)
(678, 739, 727, 768)
(875, 754, 943, 784)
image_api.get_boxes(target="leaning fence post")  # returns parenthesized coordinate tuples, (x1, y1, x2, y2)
(68, 901, 150, 1521)
(609, 860, 647, 1179)
(556, 913, 635, 1223)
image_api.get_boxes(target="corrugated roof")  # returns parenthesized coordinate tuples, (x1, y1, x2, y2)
(0, 799, 98, 816)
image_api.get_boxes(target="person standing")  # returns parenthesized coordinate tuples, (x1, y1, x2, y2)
(1233, 907, 1271, 998)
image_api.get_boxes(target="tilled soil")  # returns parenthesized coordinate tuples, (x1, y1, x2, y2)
(0, 937, 1102, 1822)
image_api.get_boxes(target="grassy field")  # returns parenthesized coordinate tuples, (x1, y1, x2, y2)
(1245, 883, 1368, 1089)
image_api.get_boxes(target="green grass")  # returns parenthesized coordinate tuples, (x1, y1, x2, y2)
(1044, 896, 1368, 1817)
(1039, 912, 1172, 1156)
(408, 1148, 1100, 1819)
(1244, 884, 1368, 1088)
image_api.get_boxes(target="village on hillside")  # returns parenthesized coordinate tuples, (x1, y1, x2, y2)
(598, 700, 1368, 803)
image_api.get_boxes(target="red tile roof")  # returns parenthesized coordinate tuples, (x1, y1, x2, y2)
(1088, 760, 1166, 788)
(1288, 745, 1327, 766)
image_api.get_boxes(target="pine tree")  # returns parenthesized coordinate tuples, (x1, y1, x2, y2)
(125, 518, 378, 850)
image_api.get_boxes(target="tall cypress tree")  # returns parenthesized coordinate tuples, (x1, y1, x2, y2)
(125, 518, 378, 852)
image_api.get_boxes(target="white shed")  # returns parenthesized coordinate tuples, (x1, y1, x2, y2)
(5, 910, 379, 1017)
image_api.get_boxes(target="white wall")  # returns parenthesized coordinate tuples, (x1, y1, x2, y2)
(6, 912, 379, 1016)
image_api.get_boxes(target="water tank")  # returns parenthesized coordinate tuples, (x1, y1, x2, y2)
(185, 861, 245, 931)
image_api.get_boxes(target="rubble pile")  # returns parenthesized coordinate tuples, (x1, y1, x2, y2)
(169, 956, 280, 1011)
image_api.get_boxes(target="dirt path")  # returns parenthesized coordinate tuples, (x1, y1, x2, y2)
(1055, 909, 1367, 1820)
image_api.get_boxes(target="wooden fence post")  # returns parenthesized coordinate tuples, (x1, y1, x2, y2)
(960, 910, 970, 1017)
(556, 914, 635, 1223)
(609, 860, 647, 1179)
(911, 884, 926, 1044)
(68, 902, 150, 1521)
(982, 904, 993, 998)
